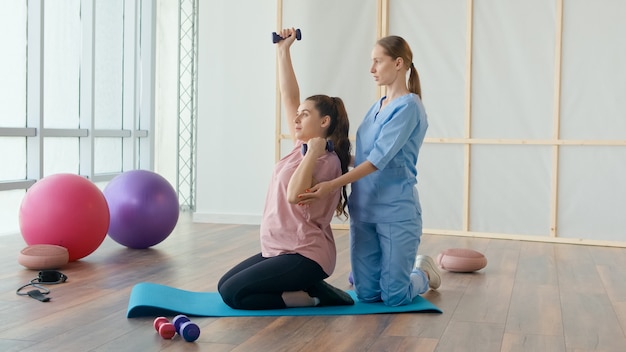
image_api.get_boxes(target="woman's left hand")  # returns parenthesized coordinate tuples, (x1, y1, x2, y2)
(304, 137, 328, 158)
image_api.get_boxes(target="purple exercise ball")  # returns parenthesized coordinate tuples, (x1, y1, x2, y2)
(103, 170, 179, 249)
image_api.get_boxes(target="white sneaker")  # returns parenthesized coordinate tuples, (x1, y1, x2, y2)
(415, 255, 441, 290)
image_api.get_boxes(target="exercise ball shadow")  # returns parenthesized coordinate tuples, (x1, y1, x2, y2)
(19, 173, 110, 261)
(104, 170, 179, 249)
(104, 247, 169, 265)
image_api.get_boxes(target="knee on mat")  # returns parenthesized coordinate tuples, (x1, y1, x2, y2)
(217, 285, 238, 309)
(220, 294, 242, 309)
(355, 290, 382, 304)
(382, 294, 412, 307)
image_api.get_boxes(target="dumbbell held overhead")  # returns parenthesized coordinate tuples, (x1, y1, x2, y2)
(272, 28, 302, 43)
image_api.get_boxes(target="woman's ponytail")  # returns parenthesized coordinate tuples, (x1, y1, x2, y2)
(328, 97, 351, 218)
(408, 62, 421, 98)
(306, 95, 351, 218)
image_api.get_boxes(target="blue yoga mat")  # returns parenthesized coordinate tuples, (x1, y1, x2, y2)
(126, 282, 442, 318)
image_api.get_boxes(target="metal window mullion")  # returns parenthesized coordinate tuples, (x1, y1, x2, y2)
(26, 0, 44, 183)
(123, 0, 138, 172)
(138, 0, 156, 170)
(176, 0, 183, 208)
(79, 0, 96, 179)
(133, 0, 142, 169)
(41, 128, 89, 137)
(0, 180, 37, 191)
(93, 129, 132, 138)
(90, 173, 119, 183)
(0, 128, 37, 137)
(135, 130, 149, 138)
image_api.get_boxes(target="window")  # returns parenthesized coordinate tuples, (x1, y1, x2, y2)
(0, 0, 155, 235)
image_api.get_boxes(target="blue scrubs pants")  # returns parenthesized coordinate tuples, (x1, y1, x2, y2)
(350, 217, 429, 306)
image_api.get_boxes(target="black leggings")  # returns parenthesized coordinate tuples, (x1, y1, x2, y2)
(217, 253, 328, 310)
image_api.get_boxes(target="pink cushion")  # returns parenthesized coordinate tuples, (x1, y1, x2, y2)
(436, 248, 487, 273)
(18, 244, 69, 270)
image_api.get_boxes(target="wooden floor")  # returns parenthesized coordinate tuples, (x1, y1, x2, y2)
(1, 214, 626, 352)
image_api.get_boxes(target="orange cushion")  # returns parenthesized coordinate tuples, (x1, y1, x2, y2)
(436, 248, 487, 273)
(18, 244, 69, 270)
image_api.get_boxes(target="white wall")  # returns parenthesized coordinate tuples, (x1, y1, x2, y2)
(193, 0, 277, 224)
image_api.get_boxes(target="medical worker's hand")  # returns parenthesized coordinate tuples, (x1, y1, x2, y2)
(297, 180, 335, 204)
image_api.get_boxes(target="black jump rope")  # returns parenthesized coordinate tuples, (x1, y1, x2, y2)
(16, 270, 68, 302)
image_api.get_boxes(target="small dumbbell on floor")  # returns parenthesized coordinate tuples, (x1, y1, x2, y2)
(173, 314, 201, 342)
(153, 317, 176, 339)
(153, 315, 200, 342)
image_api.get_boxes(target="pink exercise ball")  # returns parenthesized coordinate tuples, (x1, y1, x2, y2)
(19, 173, 110, 261)
(103, 170, 179, 249)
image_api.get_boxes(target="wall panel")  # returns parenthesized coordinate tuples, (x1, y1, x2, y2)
(419, 143, 465, 231)
(470, 145, 552, 236)
(472, 0, 556, 140)
(558, 146, 626, 241)
(390, 0, 467, 139)
(560, 0, 626, 140)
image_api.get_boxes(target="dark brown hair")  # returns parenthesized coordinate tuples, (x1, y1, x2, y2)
(306, 95, 351, 218)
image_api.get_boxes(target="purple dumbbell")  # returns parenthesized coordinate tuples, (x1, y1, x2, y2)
(272, 28, 302, 43)
(301, 140, 334, 156)
(172, 314, 200, 342)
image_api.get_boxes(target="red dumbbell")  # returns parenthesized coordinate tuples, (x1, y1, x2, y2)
(172, 314, 201, 342)
(153, 317, 176, 339)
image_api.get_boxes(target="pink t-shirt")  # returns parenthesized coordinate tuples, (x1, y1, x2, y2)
(260, 141, 341, 276)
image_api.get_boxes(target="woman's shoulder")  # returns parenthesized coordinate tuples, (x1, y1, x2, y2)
(319, 151, 341, 166)
(316, 152, 342, 177)
(395, 93, 425, 114)
(397, 93, 422, 105)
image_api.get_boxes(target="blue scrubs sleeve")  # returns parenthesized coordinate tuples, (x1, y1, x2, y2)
(367, 101, 419, 171)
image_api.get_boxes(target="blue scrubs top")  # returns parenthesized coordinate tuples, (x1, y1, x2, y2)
(349, 93, 428, 223)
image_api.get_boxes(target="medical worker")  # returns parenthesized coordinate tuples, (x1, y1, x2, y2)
(298, 35, 441, 306)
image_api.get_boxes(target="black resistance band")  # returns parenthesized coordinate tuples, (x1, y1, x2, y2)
(16, 270, 68, 302)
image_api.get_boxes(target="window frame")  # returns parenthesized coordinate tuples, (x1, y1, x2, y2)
(0, 0, 155, 191)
